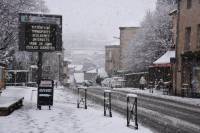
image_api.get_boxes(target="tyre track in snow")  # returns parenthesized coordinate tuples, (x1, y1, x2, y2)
(73, 87, 200, 133)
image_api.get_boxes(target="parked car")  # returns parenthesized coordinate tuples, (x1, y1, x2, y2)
(83, 80, 94, 87)
(101, 77, 126, 88)
(111, 77, 126, 88)
(101, 78, 112, 87)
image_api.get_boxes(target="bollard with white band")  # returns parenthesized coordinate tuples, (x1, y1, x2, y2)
(77, 87, 87, 109)
(104, 90, 112, 117)
(126, 93, 138, 129)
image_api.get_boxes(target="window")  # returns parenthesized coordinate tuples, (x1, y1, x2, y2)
(197, 25, 200, 48)
(192, 67, 200, 93)
(0, 68, 3, 80)
(187, 0, 192, 9)
(185, 27, 191, 50)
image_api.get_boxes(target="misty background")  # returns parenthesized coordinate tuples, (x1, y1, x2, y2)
(45, 0, 156, 50)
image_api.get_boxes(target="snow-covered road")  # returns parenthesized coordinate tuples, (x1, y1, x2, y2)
(0, 86, 153, 133)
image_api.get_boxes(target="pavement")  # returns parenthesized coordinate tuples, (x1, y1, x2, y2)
(0, 86, 153, 133)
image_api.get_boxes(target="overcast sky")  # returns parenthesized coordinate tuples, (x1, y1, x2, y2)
(44, 0, 156, 49)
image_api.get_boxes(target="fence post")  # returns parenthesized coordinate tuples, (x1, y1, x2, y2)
(127, 95, 129, 126)
(104, 91, 106, 116)
(77, 87, 80, 108)
(126, 94, 138, 129)
(104, 90, 112, 117)
(77, 87, 87, 109)
(85, 88, 87, 109)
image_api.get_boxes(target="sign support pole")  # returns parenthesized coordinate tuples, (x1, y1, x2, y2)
(37, 52, 43, 109)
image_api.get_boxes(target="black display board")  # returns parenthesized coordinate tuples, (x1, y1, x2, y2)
(19, 13, 62, 52)
(38, 79, 54, 108)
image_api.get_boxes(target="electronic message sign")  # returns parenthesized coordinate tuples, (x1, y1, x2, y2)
(19, 13, 62, 52)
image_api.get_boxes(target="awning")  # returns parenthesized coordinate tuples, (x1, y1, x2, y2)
(152, 50, 175, 67)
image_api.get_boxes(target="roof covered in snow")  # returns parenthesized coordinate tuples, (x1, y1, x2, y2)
(153, 51, 175, 65)
(30, 65, 38, 69)
(64, 57, 72, 62)
(97, 68, 108, 78)
(68, 64, 83, 72)
(75, 65, 83, 72)
(86, 69, 97, 73)
(74, 72, 84, 83)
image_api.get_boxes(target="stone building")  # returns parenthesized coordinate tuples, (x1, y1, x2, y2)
(62, 59, 71, 86)
(105, 45, 120, 76)
(119, 27, 140, 70)
(169, 9, 177, 94)
(175, 0, 200, 96)
(84, 69, 98, 82)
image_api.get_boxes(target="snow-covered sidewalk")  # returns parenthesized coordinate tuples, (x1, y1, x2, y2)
(0, 86, 153, 133)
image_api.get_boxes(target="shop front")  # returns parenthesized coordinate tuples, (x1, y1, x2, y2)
(181, 51, 200, 97)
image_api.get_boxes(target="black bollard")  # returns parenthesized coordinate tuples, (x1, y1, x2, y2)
(85, 89, 87, 109)
(104, 90, 112, 117)
(126, 94, 138, 129)
(77, 87, 87, 109)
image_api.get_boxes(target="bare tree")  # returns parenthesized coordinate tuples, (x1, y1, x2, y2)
(0, 0, 48, 64)
(123, 0, 177, 72)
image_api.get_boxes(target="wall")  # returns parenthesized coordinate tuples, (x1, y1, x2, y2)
(105, 45, 120, 76)
(176, 0, 200, 95)
(119, 27, 140, 70)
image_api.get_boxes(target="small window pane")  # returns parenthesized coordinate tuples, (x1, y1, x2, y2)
(187, 0, 192, 9)
(185, 27, 191, 50)
(0, 68, 2, 80)
(197, 25, 200, 48)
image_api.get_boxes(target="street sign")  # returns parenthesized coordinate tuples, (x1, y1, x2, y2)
(19, 13, 62, 52)
(37, 79, 54, 109)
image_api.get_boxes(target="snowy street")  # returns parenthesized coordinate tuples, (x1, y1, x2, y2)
(0, 86, 153, 133)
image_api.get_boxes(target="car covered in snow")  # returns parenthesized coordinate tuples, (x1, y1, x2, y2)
(82, 80, 94, 87)
(110, 77, 126, 88)
(101, 78, 112, 87)
(101, 77, 126, 88)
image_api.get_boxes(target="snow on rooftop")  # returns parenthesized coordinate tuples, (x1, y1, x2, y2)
(153, 51, 175, 65)
(68, 64, 83, 72)
(64, 57, 72, 62)
(98, 68, 108, 78)
(75, 65, 83, 71)
(30, 65, 38, 69)
(86, 69, 97, 73)
(74, 72, 84, 83)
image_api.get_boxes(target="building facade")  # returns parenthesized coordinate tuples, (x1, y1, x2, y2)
(0, 63, 6, 90)
(169, 9, 177, 94)
(84, 69, 98, 82)
(119, 27, 140, 70)
(105, 45, 120, 76)
(62, 59, 71, 86)
(175, 0, 200, 96)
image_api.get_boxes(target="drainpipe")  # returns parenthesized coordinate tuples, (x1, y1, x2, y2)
(175, 0, 180, 96)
